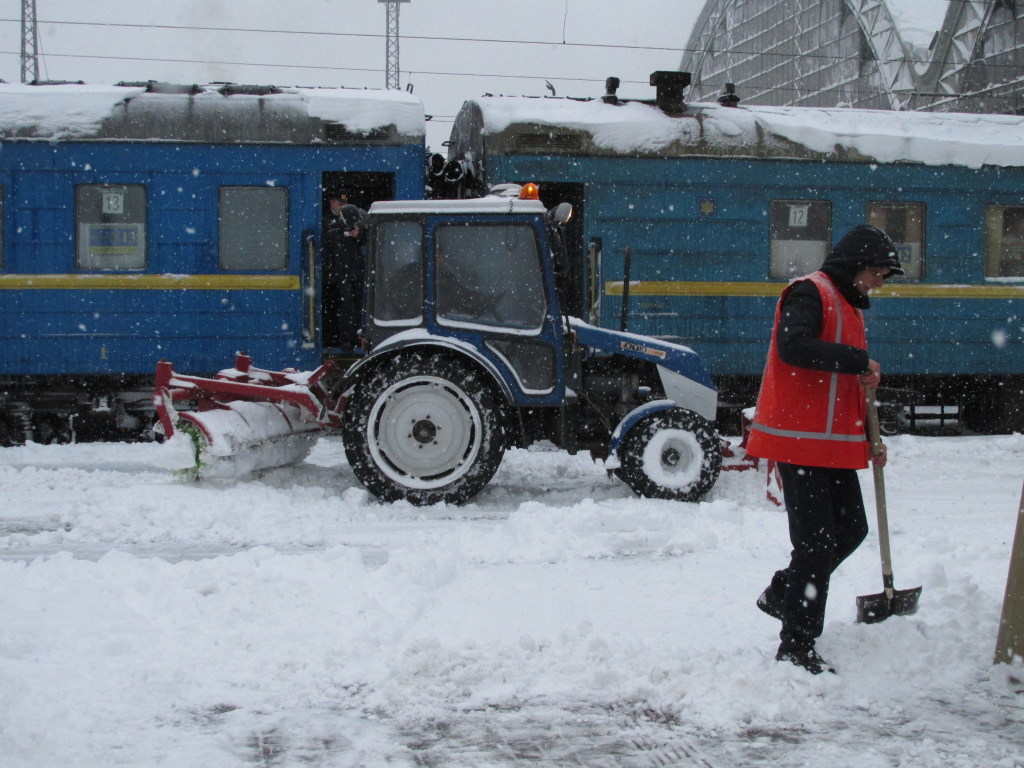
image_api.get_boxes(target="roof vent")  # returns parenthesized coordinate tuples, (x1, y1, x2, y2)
(650, 71, 690, 114)
(717, 83, 740, 107)
(602, 77, 621, 105)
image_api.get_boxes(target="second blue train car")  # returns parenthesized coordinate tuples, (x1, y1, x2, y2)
(443, 72, 1024, 433)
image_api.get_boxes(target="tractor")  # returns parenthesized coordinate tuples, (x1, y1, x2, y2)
(155, 184, 723, 505)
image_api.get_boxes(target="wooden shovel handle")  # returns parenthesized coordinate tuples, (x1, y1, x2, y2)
(865, 385, 884, 457)
(865, 386, 895, 598)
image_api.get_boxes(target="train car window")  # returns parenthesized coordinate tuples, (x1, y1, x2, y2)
(435, 222, 546, 332)
(371, 220, 423, 325)
(985, 206, 1024, 278)
(219, 186, 288, 270)
(0, 190, 4, 268)
(76, 185, 147, 270)
(867, 202, 924, 280)
(769, 200, 831, 279)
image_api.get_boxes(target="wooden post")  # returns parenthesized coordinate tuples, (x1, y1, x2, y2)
(994, 479, 1024, 670)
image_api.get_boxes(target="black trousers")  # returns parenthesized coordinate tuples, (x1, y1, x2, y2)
(772, 462, 869, 651)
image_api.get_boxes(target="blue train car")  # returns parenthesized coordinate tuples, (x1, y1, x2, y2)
(445, 73, 1024, 432)
(0, 81, 425, 443)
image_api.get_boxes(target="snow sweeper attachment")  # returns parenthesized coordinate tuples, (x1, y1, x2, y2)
(153, 354, 343, 478)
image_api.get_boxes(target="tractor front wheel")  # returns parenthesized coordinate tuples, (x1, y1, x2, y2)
(614, 408, 721, 502)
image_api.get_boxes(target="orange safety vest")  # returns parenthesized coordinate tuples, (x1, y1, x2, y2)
(746, 271, 870, 469)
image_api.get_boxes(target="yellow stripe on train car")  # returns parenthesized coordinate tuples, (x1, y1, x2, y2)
(0, 274, 300, 290)
(603, 281, 1024, 299)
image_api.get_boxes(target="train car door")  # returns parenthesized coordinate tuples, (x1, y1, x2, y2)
(320, 172, 395, 352)
(532, 182, 585, 318)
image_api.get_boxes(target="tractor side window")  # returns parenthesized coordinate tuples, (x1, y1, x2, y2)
(76, 184, 147, 270)
(985, 205, 1024, 278)
(219, 186, 288, 270)
(769, 200, 831, 279)
(372, 220, 423, 325)
(867, 202, 924, 280)
(435, 223, 546, 331)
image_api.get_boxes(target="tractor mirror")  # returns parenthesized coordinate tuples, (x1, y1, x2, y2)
(550, 202, 573, 226)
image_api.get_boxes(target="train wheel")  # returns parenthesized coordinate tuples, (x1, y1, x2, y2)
(614, 408, 721, 502)
(343, 352, 506, 505)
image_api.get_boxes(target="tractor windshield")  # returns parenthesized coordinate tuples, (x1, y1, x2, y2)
(435, 222, 546, 331)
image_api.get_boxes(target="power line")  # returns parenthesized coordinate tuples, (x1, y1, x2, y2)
(0, 48, 645, 86)
(0, 46, 991, 109)
(0, 17, 688, 54)
(2, 4, 1023, 72)
(1, 12, 1021, 96)
(6, 15, 1019, 72)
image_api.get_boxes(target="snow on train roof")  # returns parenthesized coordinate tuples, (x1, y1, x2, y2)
(0, 84, 144, 138)
(468, 95, 1024, 169)
(0, 82, 425, 140)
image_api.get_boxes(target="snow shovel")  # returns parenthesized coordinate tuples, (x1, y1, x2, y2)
(856, 387, 922, 624)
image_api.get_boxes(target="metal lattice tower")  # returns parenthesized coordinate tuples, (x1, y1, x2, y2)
(378, 0, 409, 90)
(20, 0, 39, 84)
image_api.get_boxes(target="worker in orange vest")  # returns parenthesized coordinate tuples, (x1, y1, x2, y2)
(747, 224, 903, 675)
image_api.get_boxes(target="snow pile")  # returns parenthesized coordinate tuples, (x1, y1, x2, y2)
(0, 83, 145, 139)
(0, 435, 1022, 766)
(748, 104, 1024, 169)
(476, 96, 702, 154)
(294, 86, 425, 137)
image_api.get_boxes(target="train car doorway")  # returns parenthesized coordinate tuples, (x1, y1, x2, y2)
(532, 182, 585, 318)
(321, 172, 394, 350)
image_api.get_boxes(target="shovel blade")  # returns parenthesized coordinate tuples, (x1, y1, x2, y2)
(856, 585, 922, 624)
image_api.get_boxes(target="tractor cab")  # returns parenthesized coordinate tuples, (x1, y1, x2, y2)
(360, 184, 572, 407)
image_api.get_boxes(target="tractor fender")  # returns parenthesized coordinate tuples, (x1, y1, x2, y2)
(655, 364, 717, 423)
(342, 330, 515, 403)
(605, 399, 677, 469)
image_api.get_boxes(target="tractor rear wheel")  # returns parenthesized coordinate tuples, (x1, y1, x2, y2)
(614, 408, 721, 502)
(343, 352, 506, 505)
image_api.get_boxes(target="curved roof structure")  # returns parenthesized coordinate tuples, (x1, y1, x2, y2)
(680, 0, 1024, 115)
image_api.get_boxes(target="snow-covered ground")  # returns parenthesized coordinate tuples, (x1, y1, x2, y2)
(1, 434, 1022, 767)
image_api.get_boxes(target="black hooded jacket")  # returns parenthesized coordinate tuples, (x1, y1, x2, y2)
(775, 225, 902, 374)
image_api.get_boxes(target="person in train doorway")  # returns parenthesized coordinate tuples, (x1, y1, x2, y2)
(322, 188, 368, 350)
(746, 224, 904, 675)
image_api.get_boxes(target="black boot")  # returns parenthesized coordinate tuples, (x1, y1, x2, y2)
(775, 645, 836, 675)
(757, 586, 784, 620)
(756, 571, 787, 620)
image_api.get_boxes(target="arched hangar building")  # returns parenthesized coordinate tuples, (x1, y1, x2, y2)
(681, 0, 1024, 115)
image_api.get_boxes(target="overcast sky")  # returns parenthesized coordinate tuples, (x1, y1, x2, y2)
(0, 0, 707, 151)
